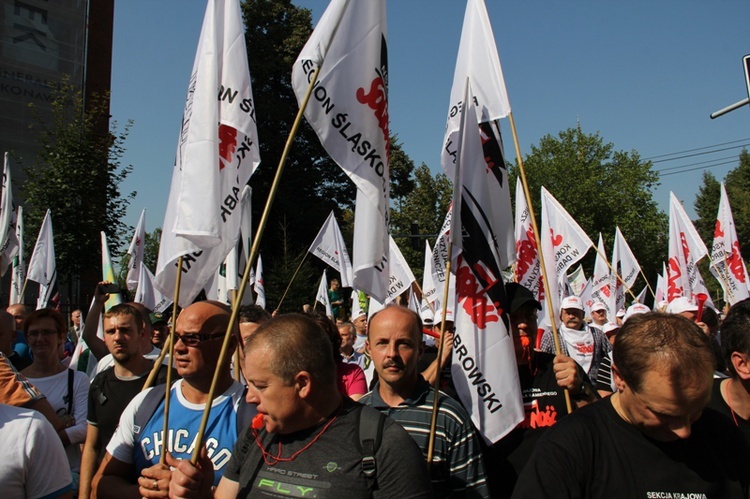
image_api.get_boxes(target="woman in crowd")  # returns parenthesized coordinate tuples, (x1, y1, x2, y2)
(22, 308, 89, 495)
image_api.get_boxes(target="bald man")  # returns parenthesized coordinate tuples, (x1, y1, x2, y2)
(93, 301, 252, 498)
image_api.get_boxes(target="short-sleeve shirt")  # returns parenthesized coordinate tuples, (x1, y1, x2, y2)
(223, 398, 432, 498)
(107, 379, 245, 485)
(512, 397, 750, 498)
(88, 363, 173, 454)
(0, 404, 73, 498)
(0, 352, 43, 408)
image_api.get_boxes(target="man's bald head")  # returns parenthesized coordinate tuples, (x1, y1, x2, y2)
(7, 303, 28, 330)
(177, 300, 235, 336)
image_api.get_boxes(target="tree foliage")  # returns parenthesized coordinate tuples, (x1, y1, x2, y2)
(23, 76, 134, 302)
(509, 125, 667, 284)
(240, 0, 353, 306)
(693, 150, 750, 305)
(693, 171, 721, 251)
(390, 163, 452, 282)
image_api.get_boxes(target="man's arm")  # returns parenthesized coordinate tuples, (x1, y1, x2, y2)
(553, 354, 599, 408)
(421, 331, 453, 386)
(92, 452, 141, 498)
(82, 282, 112, 361)
(80, 423, 100, 499)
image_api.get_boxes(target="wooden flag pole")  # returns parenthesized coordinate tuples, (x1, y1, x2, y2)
(159, 255, 183, 465)
(508, 111, 572, 414)
(229, 289, 242, 382)
(191, 65, 322, 464)
(19, 277, 28, 304)
(275, 251, 310, 311)
(413, 280, 435, 314)
(426, 244, 454, 465)
(639, 269, 656, 300)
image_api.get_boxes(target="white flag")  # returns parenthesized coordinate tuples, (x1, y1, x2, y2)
(540, 187, 594, 319)
(316, 270, 333, 318)
(589, 234, 613, 319)
(101, 232, 122, 311)
(134, 262, 172, 313)
(710, 183, 749, 305)
(155, 0, 260, 307)
(614, 227, 641, 288)
(446, 78, 522, 443)
(126, 209, 146, 291)
(612, 227, 640, 311)
(430, 210, 457, 319)
(383, 236, 416, 305)
(367, 294, 384, 321)
(667, 192, 709, 303)
(308, 211, 353, 288)
(254, 254, 265, 309)
(0, 153, 19, 276)
(514, 177, 542, 300)
(420, 241, 437, 322)
(27, 209, 56, 309)
(441, 0, 514, 268)
(634, 286, 648, 305)
(407, 287, 420, 315)
(292, 0, 390, 302)
(567, 265, 587, 296)
(10, 205, 24, 304)
(654, 262, 667, 309)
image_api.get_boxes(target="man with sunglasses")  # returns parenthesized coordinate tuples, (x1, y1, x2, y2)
(93, 301, 248, 498)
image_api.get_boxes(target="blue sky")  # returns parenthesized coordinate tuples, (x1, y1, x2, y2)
(111, 0, 750, 236)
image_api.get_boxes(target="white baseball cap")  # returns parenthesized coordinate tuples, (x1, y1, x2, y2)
(590, 302, 607, 313)
(624, 303, 651, 322)
(666, 296, 698, 315)
(602, 322, 620, 335)
(560, 296, 584, 312)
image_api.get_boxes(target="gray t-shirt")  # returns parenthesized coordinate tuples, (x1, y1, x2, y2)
(223, 399, 432, 498)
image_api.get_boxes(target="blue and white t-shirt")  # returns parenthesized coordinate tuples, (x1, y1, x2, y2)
(107, 379, 245, 485)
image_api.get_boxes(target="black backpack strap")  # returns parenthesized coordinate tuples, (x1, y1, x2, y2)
(236, 386, 257, 434)
(358, 405, 386, 491)
(66, 368, 74, 415)
(133, 384, 167, 436)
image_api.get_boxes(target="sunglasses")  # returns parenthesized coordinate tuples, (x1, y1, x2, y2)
(174, 331, 224, 347)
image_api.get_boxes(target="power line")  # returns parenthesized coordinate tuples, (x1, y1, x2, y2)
(643, 137, 750, 161)
(660, 159, 738, 177)
(649, 143, 750, 164)
(653, 154, 739, 173)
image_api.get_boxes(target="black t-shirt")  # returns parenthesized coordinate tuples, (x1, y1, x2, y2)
(709, 377, 750, 445)
(87, 362, 174, 454)
(223, 398, 432, 498)
(486, 352, 585, 498)
(512, 397, 750, 498)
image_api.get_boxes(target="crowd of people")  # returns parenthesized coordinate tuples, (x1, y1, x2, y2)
(1, 277, 749, 498)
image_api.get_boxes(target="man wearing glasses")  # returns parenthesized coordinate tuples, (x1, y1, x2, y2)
(93, 301, 249, 498)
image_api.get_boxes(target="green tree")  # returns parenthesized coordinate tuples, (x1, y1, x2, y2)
(240, 0, 358, 306)
(390, 163, 453, 283)
(693, 150, 750, 306)
(724, 150, 750, 262)
(693, 171, 721, 250)
(23, 76, 134, 305)
(694, 150, 750, 261)
(510, 125, 667, 285)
